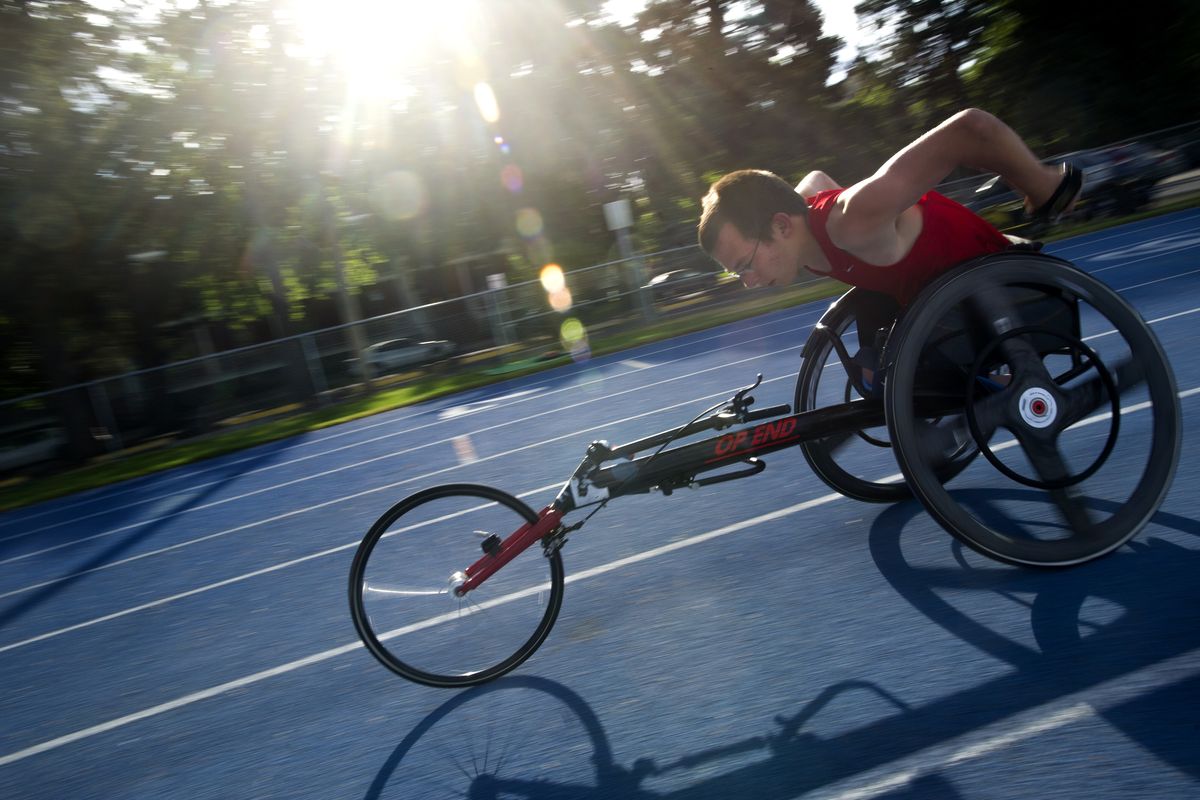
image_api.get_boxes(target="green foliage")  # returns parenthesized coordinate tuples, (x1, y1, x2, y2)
(3, 0, 1199, 417)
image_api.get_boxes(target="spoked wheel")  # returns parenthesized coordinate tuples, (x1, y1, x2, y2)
(796, 289, 976, 502)
(349, 484, 564, 687)
(885, 254, 1181, 567)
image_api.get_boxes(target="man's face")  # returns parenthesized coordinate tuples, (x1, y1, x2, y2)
(711, 220, 798, 289)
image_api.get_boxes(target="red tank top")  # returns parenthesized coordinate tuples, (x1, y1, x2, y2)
(805, 189, 1010, 305)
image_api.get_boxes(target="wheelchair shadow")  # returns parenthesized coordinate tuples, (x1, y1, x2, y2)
(0, 441, 296, 630)
(868, 492, 1200, 779)
(366, 496, 1199, 798)
(366, 675, 968, 800)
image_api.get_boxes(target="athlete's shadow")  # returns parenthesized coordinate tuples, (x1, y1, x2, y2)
(368, 494, 1198, 798)
(868, 491, 1200, 779)
(0, 440, 295, 629)
(366, 675, 966, 800)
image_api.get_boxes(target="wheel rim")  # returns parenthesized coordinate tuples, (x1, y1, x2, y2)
(350, 484, 564, 687)
(885, 255, 1181, 567)
(796, 291, 977, 502)
(796, 294, 908, 502)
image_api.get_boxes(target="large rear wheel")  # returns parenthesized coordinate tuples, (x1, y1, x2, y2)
(885, 254, 1181, 567)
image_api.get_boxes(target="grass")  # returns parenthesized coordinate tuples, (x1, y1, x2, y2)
(0, 280, 842, 512)
(5, 193, 1199, 512)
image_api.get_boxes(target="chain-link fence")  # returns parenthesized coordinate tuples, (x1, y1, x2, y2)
(0, 244, 728, 474)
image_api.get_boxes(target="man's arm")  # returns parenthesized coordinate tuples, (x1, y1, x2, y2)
(831, 109, 1061, 251)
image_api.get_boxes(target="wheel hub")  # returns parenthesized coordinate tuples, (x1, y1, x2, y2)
(1017, 387, 1057, 429)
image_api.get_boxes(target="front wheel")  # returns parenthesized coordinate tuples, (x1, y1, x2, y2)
(349, 484, 565, 688)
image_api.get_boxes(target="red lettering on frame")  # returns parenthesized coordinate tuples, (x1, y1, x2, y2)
(751, 425, 768, 447)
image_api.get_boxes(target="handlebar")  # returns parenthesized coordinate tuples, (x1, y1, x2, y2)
(607, 400, 792, 461)
(744, 403, 791, 422)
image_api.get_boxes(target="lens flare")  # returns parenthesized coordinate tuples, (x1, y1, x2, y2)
(515, 208, 543, 238)
(374, 170, 427, 220)
(539, 263, 565, 293)
(474, 82, 499, 123)
(560, 317, 590, 362)
(500, 164, 523, 193)
(540, 264, 571, 311)
(549, 288, 572, 313)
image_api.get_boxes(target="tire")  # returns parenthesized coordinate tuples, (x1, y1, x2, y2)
(795, 291, 976, 502)
(885, 254, 1181, 567)
(349, 484, 565, 687)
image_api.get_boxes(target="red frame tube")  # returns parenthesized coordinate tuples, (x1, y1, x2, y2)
(458, 506, 563, 594)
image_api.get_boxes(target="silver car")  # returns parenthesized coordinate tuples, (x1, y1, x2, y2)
(362, 337, 455, 376)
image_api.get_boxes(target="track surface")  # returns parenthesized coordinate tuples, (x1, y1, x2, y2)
(2, 211, 1199, 799)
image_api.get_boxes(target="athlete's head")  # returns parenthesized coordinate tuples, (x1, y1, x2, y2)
(697, 169, 808, 257)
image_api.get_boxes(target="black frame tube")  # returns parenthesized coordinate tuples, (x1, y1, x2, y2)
(590, 399, 889, 497)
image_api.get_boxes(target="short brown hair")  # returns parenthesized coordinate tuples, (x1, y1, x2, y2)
(698, 169, 809, 255)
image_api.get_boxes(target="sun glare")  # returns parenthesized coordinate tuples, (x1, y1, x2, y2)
(283, 0, 480, 100)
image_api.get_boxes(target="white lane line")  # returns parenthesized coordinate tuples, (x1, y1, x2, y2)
(0, 304, 826, 531)
(0, 374, 800, 600)
(0, 311, 823, 548)
(0, 489, 845, 767)
(3, 384, 1197, 655)
(0, 340, 810, 563)
(0, 480, 561, 655)
(11, 293, 1198, 569)
(1050, 209, 1200, 259)
(806, 647, 1200, 800)
(1, 483, 1196, 769)
(1113, 266, 1200, 292)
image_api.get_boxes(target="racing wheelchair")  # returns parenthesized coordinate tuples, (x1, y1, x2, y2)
(349, 250, 1182, 687)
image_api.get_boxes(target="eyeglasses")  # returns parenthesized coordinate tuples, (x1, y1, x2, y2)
(729, 238, 760, 278)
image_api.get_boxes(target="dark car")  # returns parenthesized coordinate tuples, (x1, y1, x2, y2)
(642, 269, 727, 302)
(966, 148, 1123, 221)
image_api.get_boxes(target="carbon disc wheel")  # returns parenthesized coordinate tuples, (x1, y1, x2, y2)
(884, 254, 1181, 567)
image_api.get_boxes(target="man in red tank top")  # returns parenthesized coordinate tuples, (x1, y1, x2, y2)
(697, 109, 1080, 387)
(697, 109, 1079, 305)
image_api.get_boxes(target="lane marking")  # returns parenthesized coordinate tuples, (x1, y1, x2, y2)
(1051, 209, 1200, 259)
(0, 306, 825, 531)
(1114, 265, 1200, 292)
(3, 386, 1197, 655)
(0, 490, 843, 766)
(1, 312, 822, 547)
(807, 647, 1200, 800)
(1, 490, 1196, 769)
(0, 374, 799, 599)
(9, 294, 1198, 572)
(0, 345, 807, 562)
(810, 705, 1096, 800)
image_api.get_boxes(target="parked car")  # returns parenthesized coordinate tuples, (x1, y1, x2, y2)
(0, 427, 66, 473)
(642, 269, 727, 302)
(361, 337, 455, 376)
(1105, 142, 1186, 185)
(966, 146, 1145, 221)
